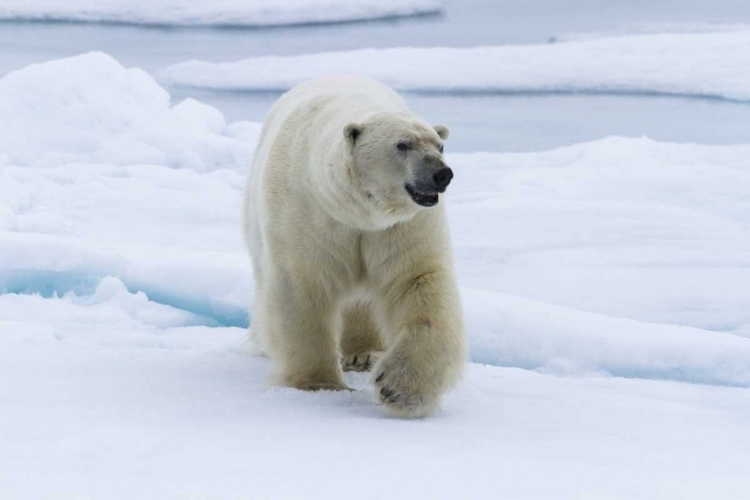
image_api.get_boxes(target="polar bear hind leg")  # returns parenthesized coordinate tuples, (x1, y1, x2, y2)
(265, 270, 350, 392)
(340, 301, 384, 372)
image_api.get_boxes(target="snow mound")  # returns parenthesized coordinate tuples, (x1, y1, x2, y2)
(161, 31, 750, 101)
(0, 162, 253, 327)
(0, 52, 258, 171)
(0, 0, 441, 27)
(447, 138, 750, 335)
(465, 290, 750, 387)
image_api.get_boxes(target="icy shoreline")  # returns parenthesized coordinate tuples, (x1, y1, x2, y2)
(0, 0, 442, 28)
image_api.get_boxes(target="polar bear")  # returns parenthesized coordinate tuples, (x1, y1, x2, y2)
(244, 75, 466, 417)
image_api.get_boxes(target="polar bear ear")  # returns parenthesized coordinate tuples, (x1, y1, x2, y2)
(344, 123, 363, 144)
(433, 124, 450, 140)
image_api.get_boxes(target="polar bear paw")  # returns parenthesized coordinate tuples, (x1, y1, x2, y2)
(341, 351, 382, 372)
(372, 356, 441, 418)
(296, 381, 353, 392)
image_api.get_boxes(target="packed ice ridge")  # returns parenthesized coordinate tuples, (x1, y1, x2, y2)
(161, 30, 750, 102)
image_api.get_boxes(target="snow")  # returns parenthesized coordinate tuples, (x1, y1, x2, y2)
(3, 53, 750, 497)
(557, 22, 750, 41)
(161, 30, 750, 102)
(448, 141, 750, 335)
(0, 52, 258, 172)
(2, 290, 750, 498)
(0, 0, 441, 27)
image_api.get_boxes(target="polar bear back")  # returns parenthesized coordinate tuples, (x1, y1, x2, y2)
(272, 75, 408, 123)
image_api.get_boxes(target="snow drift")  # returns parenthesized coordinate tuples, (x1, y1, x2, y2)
(0, 0, 441, 27)
(0, 52, 258, 171)
(161, 31, 750, 102)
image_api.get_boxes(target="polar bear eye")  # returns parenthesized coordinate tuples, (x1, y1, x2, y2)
(396, 141, 411, 152)
(439, 144, 444, 153)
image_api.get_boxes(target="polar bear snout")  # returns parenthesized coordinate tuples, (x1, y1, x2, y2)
(414, 154, 452, 191)
(433, 167, 453, 191)
(405, 158, 454, 207)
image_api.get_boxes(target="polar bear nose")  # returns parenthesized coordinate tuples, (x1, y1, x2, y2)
(433, 167, 454, 191)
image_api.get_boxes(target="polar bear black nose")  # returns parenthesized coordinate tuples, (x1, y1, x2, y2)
(433, 167, 453, 190)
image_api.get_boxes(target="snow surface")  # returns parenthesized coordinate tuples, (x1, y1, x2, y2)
(3, 288, 750, 498)
(0, 0, 441, 27)
(0, 52, 259, 172)
(161, 30, 750, 102)
(3, 53, 750, 497)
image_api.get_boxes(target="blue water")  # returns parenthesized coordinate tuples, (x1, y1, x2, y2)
(2, 0, 750, 152)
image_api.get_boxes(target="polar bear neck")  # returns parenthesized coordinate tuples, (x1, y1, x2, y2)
(312, 130, 410, 232)
(268, 75, 419, 232)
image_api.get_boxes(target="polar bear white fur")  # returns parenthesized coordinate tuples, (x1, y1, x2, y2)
(244, 75, 466, 417)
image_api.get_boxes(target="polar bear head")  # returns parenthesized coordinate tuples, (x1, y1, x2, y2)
(344, 112, 451, 225)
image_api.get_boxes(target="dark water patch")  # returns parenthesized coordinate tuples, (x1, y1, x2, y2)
(170, 87, 750, 153)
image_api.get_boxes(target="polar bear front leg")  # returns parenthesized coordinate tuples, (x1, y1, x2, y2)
(372, 269, 466, 417)
(266, 271, 349, 392)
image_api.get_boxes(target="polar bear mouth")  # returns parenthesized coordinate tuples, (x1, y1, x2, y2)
(405, 184, 439, 207)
